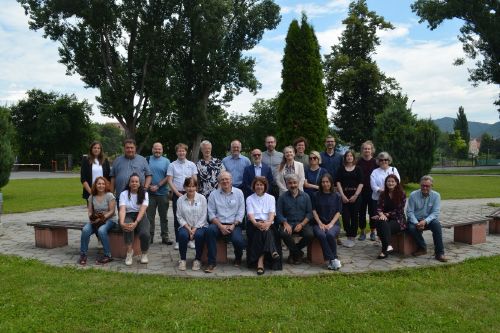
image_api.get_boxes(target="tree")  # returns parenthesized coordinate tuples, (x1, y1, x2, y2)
(246, 98, 279, 151)
(91, 123, 125, 158)
(479, 132, 495, 156)
(171, 0, 281, 160)
(324, 0, 399, 149)
(277, 14, 328, 151)
(453, 106, 470, 157)
(0, 107, 15, 189)
(448, 130, 468, 159)
(19, 0, 179, 147)
(373, 94, 439, 183)
(412, 0, 500, 113)
(10, 89, 93, 168)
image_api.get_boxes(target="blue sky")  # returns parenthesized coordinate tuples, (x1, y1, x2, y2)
(1, 0, 498, 125)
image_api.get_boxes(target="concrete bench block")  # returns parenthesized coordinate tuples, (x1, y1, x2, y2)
(109, 232, 142, 258)
(34, 227, 68, 248)
(489, 219, 500, 234)
(391, 232, 417, 256)
(201, 240, 228, 264)
(307, 238, 326, 265)
(454, 222, 487, 244)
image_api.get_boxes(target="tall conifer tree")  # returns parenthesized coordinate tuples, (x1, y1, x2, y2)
(277, 14, 328, 150)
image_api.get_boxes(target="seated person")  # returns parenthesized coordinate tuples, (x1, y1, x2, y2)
(118, 173, 150, 266)
(372, 174, 406, 259)
(206, 171, 246, 273)
(79, 176, 116, 265)
(406, 175, 448, 262)
(246, 177, 281, 275)
(276, 173, 313, 265)
(312, 174, 342, 270)
(176, 177, 208, 271)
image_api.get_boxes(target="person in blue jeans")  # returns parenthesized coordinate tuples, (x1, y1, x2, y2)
(79, 177, 117, 265)
(406, 175, 448, 262)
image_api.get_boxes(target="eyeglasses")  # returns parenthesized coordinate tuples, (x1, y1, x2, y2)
(421, 184, 431, 188)
(252, 154, 261, 157)
(326, 141, 335, 143)
(379, 159, 389, 162)
(309, 156, 318, 160)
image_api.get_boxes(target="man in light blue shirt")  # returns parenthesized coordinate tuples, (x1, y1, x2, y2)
(222, 140, 250, 189)
(205, 171, 246, 273)
(146, 142, 171, 245)
(406, 175, 448, 262)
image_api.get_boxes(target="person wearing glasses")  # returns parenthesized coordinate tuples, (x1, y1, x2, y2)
(242, 148, 274, 198)
(303, 150, 328, 197)
(370, 152, 400, 239)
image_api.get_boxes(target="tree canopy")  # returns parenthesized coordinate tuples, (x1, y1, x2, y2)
(412, 0, 500, 113)
(453, 106, 470, 158)
(324, 0, 399, 149)
(0, 107, 15, 189)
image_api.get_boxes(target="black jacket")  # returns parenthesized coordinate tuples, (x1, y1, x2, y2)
(80, 156, 111, 199)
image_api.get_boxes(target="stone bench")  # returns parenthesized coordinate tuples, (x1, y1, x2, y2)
(441, 217, 489, 245)
(486, 209, 500, 234)
(307, 238, 326, 265)
(27, 220, 141, 258)
(201, 239, 228, 264)
(391, 231, 417, 256)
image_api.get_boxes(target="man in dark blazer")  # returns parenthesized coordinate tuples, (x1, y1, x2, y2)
(242, 148, 274, 198)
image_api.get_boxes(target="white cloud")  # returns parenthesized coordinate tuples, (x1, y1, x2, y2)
(280, 0, 349, 17)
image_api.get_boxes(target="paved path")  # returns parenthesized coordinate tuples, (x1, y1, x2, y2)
(9, 171, 79, 179)
(1, 198, 499, 277)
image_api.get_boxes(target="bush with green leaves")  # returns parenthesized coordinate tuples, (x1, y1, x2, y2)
(0, 106, 15, 189)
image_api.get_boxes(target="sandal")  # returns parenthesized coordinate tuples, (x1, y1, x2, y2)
(96, 255, 113, 264)
(79, 254, 87, 265)
(257, 267, 265, 275)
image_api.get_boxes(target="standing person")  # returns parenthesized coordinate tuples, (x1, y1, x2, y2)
(167, 143, 198, 250)
(110, 139, 152, 205)
(406, 175, 448, 262)
(246, 177, 281, 275)
(222, 139, 251, 189)
(206, 171, 246, 273)
(118, 173, 150, 266)
(196, 140, 225, 198)
(262, 135, 283, 197)
(370, 151, 400, 239)
(372, 175, 406, 259)
(312, 174, 343, 270)
(357, 140, 378, 241)
(320, 135, 343, 180)
(176, 177, 208, 271)
(275, 146, 305, 196)
(146, 142, 171, 245)
(79, 177, 116, 265)
(293, 137, 309, 169)
(242, 148, 273, 198)
(303, 150, 328, 197)
(80, 141, 111, 200)
(336, 150, 364, 248)
(276, 174, 313, 265)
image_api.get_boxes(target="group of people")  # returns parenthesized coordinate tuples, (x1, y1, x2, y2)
(79, 135, 448, 275)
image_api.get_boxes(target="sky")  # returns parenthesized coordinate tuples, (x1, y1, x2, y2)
(0, 0, 498, 124)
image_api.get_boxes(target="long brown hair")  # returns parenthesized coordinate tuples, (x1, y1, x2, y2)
(88, 141, 104, 165)
(382, 174, 404, 205)
(91, 177, 111, 196)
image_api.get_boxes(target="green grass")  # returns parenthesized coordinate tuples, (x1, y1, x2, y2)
(404, 175, 500, 199)
(431, 169, 500, 175)
(2, 178, 83, 213)
(0, 254, 498, 332)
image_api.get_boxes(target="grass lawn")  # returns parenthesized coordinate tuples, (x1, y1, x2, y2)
(0, 254, 498, 332)
(431, 169, 500, 175)
(2, 178, 83, 213)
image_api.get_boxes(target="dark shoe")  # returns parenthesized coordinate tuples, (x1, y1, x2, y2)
(204, 264, 216, 273)
(234, 258, 242, 267)
(413, 248, 428, 256)
(287, 256, 296, 265)
(162, 238, 173, 245)
(377, 253, 388, 259)
(435, 255, 449, 262)
(150, 237, 154, 244)
(257, 267, 265, 275)
(96, 255, 113, 264)
(293, 251, 304, 265)
(78, 254, 87, 265)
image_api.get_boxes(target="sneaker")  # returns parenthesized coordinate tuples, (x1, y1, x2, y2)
(174, 242, 179, 250)
(343, 239, 355, 248)
(332, 258, 342, 270)
(162, 238, 173, 245)
(370, 231, 377, 241)
(178, 260, 186, 271)
(358, 232, 366, 241)
(188, 240, 196, 249)
(125, 251, 133, 266)
(192, 259, 201, 271)
(204, 264, 216, 273)
(96, 255, 113, 265)
(435, 254, 449, 262)
(78, 254, 87, 265)
(386, 245, 394, 253)
(140, 253, 149, 264)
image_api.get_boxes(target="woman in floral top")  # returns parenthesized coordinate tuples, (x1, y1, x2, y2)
(196, 140, 225, 197)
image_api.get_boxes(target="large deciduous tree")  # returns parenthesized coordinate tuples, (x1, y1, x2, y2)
(324, 0, 399, 149)
(0, 107, 15, 190)
(277, 14, 328, 151)
(412, 0, 500, 114)
(10, 89, 93, 168)
(19, 0, 179, 148)
(373, 94, 439, 184)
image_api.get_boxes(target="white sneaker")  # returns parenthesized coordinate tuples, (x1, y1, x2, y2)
(174, 242, 179, 250)
(387, 245, 394, 253)
(343, 239, 355, 248)
(332, 258, 342, 270)
(188, 240, 196, 249)
(125, 250, 133, 266)
(140, 253, 149, 264)
(178, 260, 186, 271)
(192, 259, 201, 271)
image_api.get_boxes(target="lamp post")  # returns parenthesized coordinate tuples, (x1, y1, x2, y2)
(410, 99, 416, 110)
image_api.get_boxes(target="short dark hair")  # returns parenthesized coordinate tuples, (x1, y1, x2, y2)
(293, 136, 308, 148)
(124, 139, 136, 146)
(183, 176, 198, 188)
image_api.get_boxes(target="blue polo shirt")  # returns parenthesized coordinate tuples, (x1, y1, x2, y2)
(148, 155, 170, 196)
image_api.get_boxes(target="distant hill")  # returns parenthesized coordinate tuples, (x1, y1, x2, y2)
(433, 117, 500, 139)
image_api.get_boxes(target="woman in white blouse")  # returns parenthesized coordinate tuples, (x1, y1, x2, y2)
(176, 177, 208, 271)
(275, 146, 305, 195)
(246, 177, 280, 275)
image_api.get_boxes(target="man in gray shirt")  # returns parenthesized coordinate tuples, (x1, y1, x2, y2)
(110, 139, 152, 204)
(205, 171, 246, 273)
(262, 135, 283, 197)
